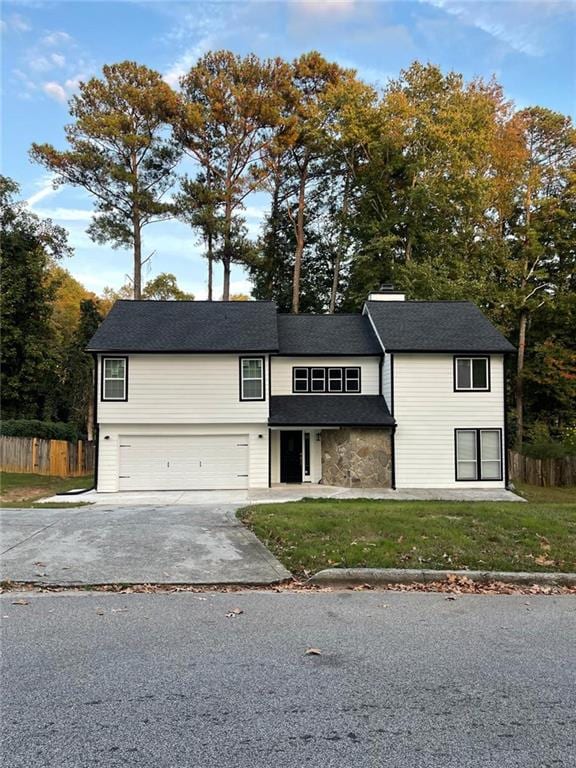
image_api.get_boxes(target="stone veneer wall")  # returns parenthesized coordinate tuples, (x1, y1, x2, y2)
(321, 428, 392, 488)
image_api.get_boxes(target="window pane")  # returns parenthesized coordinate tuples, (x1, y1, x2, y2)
(243, 379, 262, 399)
(457, 430, 476, 461)
(456, 359, 471, 389)
(481, 430, 500, 461)
(105, 359, 125, 378)
(104, 379, 124, 399)
(293, 369, 308, 392)
(328, 368, 343, 392)
(472, 359, 488, 389)
(481, 460, 501, 479)
(242, 359, 262, 377)
(311, 369, 325, 392)
(457, 461, 477, 480)
(345, 368, 360, 392)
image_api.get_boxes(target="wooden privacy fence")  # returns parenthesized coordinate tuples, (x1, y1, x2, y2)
(0, 436, 95, 477)
(508, 450, 576, 487)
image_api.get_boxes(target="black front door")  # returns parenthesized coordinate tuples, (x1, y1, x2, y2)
(280, 430, 302, 483)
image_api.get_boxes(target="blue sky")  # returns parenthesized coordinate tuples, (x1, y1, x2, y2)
(2, 0, 575, 298)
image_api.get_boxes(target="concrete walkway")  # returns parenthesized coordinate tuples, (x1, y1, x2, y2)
(0, 504, 291, 586)
(41, 484, 525, 506)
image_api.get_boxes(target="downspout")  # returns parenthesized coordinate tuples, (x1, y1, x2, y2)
(503, 352, 511, 489)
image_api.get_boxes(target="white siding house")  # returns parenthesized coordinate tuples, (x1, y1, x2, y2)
(392, 353, 506, 488)
(88, 295, 514, 493)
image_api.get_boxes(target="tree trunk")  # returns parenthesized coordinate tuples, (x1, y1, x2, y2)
(291, 160, 308, 314)
(515, 309, 528, 451)
(329, 170, 350, 314)
(133, 223, 142, 299)
(207, 232, 213, 301)
(131, 151, 142, 300)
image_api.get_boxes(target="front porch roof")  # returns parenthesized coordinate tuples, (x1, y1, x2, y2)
(269, 395, 395, 427)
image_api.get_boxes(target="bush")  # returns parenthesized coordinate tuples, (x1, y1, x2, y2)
(0, 420, 81, 442)
(523, 423, 576, 459)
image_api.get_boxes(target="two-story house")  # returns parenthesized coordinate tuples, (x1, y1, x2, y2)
(87, 287, 515, 492)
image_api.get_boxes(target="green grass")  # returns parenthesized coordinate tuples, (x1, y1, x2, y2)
(515, 483, 576, 504)
(239, 493, 576, 576)
(0, 472, 93, 508)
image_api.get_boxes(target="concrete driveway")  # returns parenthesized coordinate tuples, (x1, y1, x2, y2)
(0, 504, 291, 586)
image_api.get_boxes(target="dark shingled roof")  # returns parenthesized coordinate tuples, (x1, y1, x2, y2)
(277, 314, 381, 355)
(366, 301, 515, 353)
(269, 396, 395, 427)
(86, 300, 279, 352)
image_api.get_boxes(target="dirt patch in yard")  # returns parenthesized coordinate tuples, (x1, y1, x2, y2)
(0, 487, 53, 503)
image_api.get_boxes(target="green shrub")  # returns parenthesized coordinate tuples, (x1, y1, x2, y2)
(0, 420, 81, 442)
(523, 423, 576, 459)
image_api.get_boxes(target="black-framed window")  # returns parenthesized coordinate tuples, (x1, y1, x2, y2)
(454, 356, 490, 391)
(455, 428, 502, 481)
(311, 367, 326, 392)
(102, 357, 128, 401)
(291, 366, 361, 393)
(293, 368, 309, 392)
(240, 357, 265, 401)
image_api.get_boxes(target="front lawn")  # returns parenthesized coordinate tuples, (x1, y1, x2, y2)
(239, 494, 576, 576)
(0, 472, 93, 508)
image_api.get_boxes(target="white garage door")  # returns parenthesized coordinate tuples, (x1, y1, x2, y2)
(118, 435, 249, 491)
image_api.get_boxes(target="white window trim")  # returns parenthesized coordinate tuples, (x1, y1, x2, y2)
(454, 357, 490, 391)
(102, 357, 127, 401)
(240, 357, 265, 401)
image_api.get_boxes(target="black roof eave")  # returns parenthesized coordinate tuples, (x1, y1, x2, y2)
(86, 347, 279, 354)
(268, 420, 396, 427)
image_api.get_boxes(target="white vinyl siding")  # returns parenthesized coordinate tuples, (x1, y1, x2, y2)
(271, 357, 379, 395)
(393, 353, 505, 488)
(97, 354, 268, 423)
(382, 353, 392, 410)
(97, 423, 268, 492)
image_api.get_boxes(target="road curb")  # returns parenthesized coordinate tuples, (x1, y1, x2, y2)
(309, 567, 576, 588)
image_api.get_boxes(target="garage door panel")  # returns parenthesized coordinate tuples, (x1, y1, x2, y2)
(119, 435, 249, 490)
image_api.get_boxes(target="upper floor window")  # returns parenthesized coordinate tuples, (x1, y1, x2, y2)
(240, 357, 265, 401)
(292, 366, 361, 393)
(454, 357, 489, 391)
(102, 357, 127, 401)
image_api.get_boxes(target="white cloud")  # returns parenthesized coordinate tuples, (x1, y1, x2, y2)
(41, 31, 72, 46)
(32, 207, 93, 222)
(43, 81, 67, 103)
(9, 13, 31, 32)
(51, 53, 66, 67)
(26, 176, 61, 207)
(163, 38, 214, 88)
(292, 0, 356, 16)
(419, 0, 574, 57)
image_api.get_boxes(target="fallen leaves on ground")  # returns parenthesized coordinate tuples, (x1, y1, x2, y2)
(1, 576, 575, 596)
(305, 648, 322, 656)
(225, 608, 244, 618)
(11, 599, 29, 606)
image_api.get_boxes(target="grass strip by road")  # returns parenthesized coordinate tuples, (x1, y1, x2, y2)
(239, 491, 576, 577)
(0, 472, 93, 508)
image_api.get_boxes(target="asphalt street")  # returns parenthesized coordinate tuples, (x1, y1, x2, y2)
(1, 590, 575, 768)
